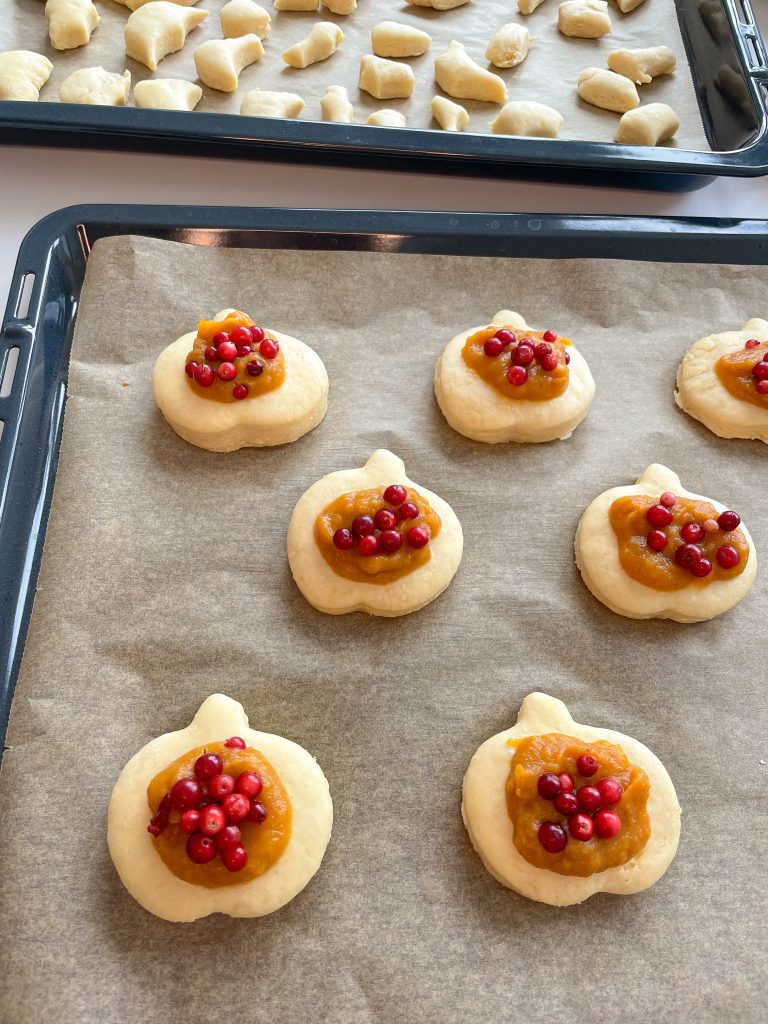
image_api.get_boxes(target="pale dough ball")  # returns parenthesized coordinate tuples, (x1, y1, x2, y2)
(485, 23, 531, 69)
(124, 3, 208, 72)
(406, 0, 468, 9)
(194, 35, 264, 92)
(558, 0, 611, 38)
(273, 0, 318, 11)
(367, 109, 406, 127)
(125, 0, 201, 7)
(134, 78, 202, 110)
(44, 0, 99, 51)
(241, 89, 305, 117)
(616, 103, 678, 145)
(359, 55, 414, 100)
(220, 0, 271, 39)
(0, 50, 53, 101)
(321, 0, 357, 13)
(321, 85, 353, 122)
(490, 101, 563, 138)
(371, 22, 431, 59)
(607, 46, 676, 85)
(578, 68, 639, 113)
(283, 23, 343, 69)
(60, 66, 131, 105)
(430, 95, 468, 131)
(615, 0, 646, 10)
(518, 0, 546, 11)
(435, 41, 506, 104)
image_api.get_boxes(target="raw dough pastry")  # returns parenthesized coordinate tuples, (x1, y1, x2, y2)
(359, 55, 414, 100)
(430, 95, 468, 131)
(241, 89, 305, 117)
(518, 0, 546, 11)
(367, 109, 406, 127)
(485, 23, 531, 69)
(435, 41, 506, 104)
(125, 0, 202, 7)
(45, 0, 99, 51)
(371, 22, 431, 59)
(287, 449, 463, 616)
(407, 0, 468, 9)
(490, 101, 563, 138)
(152, 307, 326, 451)
(616, 103, 678, 145)
(675, 318, 768, 443)
(60, 66, 131, 105)
(462, 692, 680, 907)
(434, 309, 593, 443)
(577, 68, 639, 113)
(558, 0, 611, 38)
(575, 463, 757, 621)
(0, 51, 53, 101)
(607, 46, 676, 85)
(220, 0, 271, 39)
(125, 3, 208, 72)
(273, 0, 318, 11)
(283, 23, 343, 69)
(322, 0, 357, 13)
(194, 35, 264, 91)
(134, 78, 202, 110)
(614, 0, 646, 11)
(108, 694, 333, 922)
(320, 85, 353, 123)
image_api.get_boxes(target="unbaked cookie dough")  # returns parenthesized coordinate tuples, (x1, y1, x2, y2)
(575, 463, 757, 622)
(133, 78, 202, 110)
(125, 2, 208, 72)
(152, 307, 328, 451)
(287, 449, 463, 616)
(0, 50, 53, 101)
(44, 0, 99, 51)
(434, 309, 594, 443)
(462, 692, 680, 906)
(108, 694, 333, 921)
(675, 318, 768, 443)
(59, 66, 131, 105)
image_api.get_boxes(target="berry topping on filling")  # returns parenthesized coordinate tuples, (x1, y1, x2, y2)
(184, 311, 284, 403)
(461, 324, 572, 401)
(715, 338, 768, 407)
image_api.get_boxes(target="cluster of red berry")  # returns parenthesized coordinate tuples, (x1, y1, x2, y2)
(745, 338, 768, 395)
(147, 737, 267, 873)
(482, 328, 570, 386)
(645, 492, 742, 578)
(332, 484, 430, 556)
(185, 324, 279, 400)
(536, 754, 623, 853)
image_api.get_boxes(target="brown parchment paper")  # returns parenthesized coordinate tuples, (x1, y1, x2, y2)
(1, 234, 767, 1024)
(2, 0, 708, 147)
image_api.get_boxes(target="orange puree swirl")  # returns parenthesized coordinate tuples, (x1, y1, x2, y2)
(462, 325, 571, 401)
(185, 311, 285, 403)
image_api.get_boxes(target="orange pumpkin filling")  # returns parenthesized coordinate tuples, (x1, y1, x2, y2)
(185, 310, 285, 403)
(462, 325, 571, 401)
(715, 340, 768, 408)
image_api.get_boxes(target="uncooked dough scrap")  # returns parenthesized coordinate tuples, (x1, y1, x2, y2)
(220, 0, 271, 39)
(194, 35, 264, 92)
(283, 23, 343, 69)
(359, 55, 414, 100)
(134, 78, 202, 110)
(45, 0, 99, 51)
(60, 66, 131, 105)
(616, 103, 678, 145)
(407, 0, 468, 9)
(614, 0, 645, 11)
(430, 95, 468, 131)
(577, 68, 639, 113)
(518, 0, 545, 11)
(490, 100, 563, 137)
(125, 0, 202, 8)
(321, 85, 354, 123)
(607, 46, 676, 85)
(371, 22, 431, 59)
(485, 23, 531, 69)
(435, 41, 506, 104)
(273, 0, 318, 10)
(558, 0, 611, 38)
(367, 109, 406, 127)
(125, 3, 208, 72)
(241, 89, 304, 117)
(0, 51, 53, 102)
(321, 0, 356, 13)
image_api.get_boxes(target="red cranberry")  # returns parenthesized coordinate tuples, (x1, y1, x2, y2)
(249, 801, 268, 824)
(554, 791, 579, 816)
(179, 809, 201, 834)
(576, 785, 602, 812)
(717, 510, 741, 532)
(379, 529, 403, 553)
(534, 342, 553, 361)
(542, 330, 557, 343)
(716, 544, 740, 569)
(217, 361, 237, 382)
(232, 384, 249, 400)
(494, 328, 516, 346)
(186, 834, 217, 864)
(702, 518, 719, 534)
(217, 340, 238, 361)
(374, 509, 398, 531)
(351, 515, 375, 537)
(593, 808, 621, 839)
(204, 346, 218, 362)
(236, 344, 252, 357)
(537, 772, 561, 800)
(681, 522, 704, 544)
(753, 361, 768, 381)
(647, 504, 673, 527)
(249, 325, 265, 344)
(507, 365, 528, 386)
(194, 752, 223, 783)
(483, 337, 505, 357)
(359, 535, 379, 556)
(236, 772, 263, 799)
(193, 364, 215, 387)
(564, 351, 571, 364)
(259, 338, 279, 359)
(540, 353, 559, 372)
(170, 777, 203, 810)
(222, 793, 250, 823)
(147, 794, 171, 836)
(185, 361, 197, 377)
(757, 380, 768, 395)
(675, 543, 702, 570)
(745, 339, 760, 349)
(538, 821, 568, 853)
(596, 777, 623, 805)
(383, 484, 407, 506)
(333, 528, 355, 550)
(225, 737, 246, 749)
(199, 805, 227, 836)
(660, 491, 677, 508)
(576, 754, 598, 777)
(406, 526, 430, 549)
(209, 774, 235, 800)
(222, 845, 249, 872)
(230, 326, 252, 345)
(215, 825, 242, 851)
(558, 773, 575, 793)
(246, 359, 264, 377)
(569, 814, 594, 842)
(512, 344, 535, 367)
(398, 501, 419, 521)
(212, 331, 229, 345)
(647, 529, 668, 551)
(691, 557, 713, 578)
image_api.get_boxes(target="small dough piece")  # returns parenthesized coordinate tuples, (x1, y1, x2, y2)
(0, 51, 53, 102)
(273, 0, 318, 10)
(322, 0, 357, 13)
(607, 46, 676, 85)
(288, 449, 463, 617)
(125, 3, 208, 72)
(367, 109, 406, 127)
(430, 95, 468, 132)
(359, 55, 414, 100)
(125, 0, 202, 7)
(575, 464, 758, 622)
(577, 68, 639, 113)
(490, 101, 563, 138)
(320, 85, 353, 123)
(45, 0, 99, 51)
(406, 0, 468, 9)
(241, 89, 305, 117)
(558, 0, 611, 38)
(220, 0, 271, 39)
(60, 67, 131, 105)
(518, 0, 545, 11)
(435, 41, 506, 104)
(371, 22, 431, 59)
(134, 78, 202, 110)
(283, 23, 343, 69)
(614, 0, 645, 11)
(485, 23, 531, 69)
(616, 103, 678, 145)
(462, 693, 681, 906)
(194, 35, 264, 92)
(675, 318, 768, 443)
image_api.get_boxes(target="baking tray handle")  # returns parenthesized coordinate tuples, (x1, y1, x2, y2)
(730, 0, 768, 80)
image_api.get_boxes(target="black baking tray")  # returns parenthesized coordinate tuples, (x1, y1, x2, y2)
(2, 203, 768, 748)
(1, 0, 768, 191)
